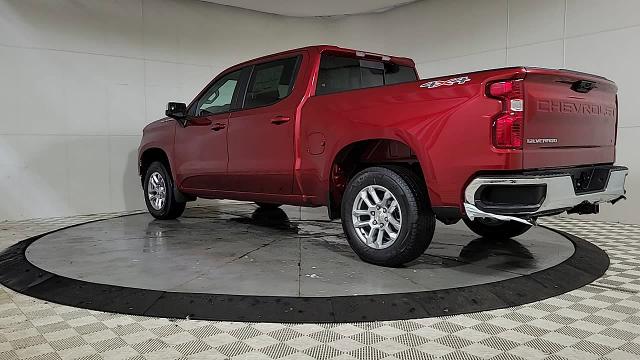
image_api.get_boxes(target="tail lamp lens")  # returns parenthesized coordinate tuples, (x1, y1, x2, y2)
(494, 114, 523, 148)
(488, 80, 524, 149)
(489, 81, 513, 97)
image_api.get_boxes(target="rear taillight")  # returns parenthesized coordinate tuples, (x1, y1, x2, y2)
(488, 79, 524, 149)
(494, 114, 522, 148)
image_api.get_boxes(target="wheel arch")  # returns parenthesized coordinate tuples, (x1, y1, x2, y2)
(139, 147, 195, 203)
(139, 147, 172, 185)
(326, 138, 430, 219)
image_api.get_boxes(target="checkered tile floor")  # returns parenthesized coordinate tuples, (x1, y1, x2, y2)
(1, 210, 640, 360)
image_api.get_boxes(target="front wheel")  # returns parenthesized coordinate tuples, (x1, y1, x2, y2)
(341, 166, 435, 267)
(143, 161, 186, 220)
(463, 217, 531, 239)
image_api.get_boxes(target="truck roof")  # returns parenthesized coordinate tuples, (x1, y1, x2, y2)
(229, 45, 416, 70)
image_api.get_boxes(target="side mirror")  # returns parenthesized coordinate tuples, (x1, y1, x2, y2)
(166, 102, 187, 120)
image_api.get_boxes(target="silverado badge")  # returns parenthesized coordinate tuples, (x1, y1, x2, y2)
(526, 138, 559, 144)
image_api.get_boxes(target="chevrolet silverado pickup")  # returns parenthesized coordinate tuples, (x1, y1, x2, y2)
(138, 45, 628, 266)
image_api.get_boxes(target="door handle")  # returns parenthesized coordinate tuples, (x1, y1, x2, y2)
(211, 123, 226, 131)
(271, 116, 291, 125)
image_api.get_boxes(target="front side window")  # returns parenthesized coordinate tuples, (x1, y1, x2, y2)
(316, 54, 418, 95)
(244, 56, 299, 109)
(195, 70, 241, 116)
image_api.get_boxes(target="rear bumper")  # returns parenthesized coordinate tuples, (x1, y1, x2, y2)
(464, 165, 628, 225)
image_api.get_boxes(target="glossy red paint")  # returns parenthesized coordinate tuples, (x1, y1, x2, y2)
(522, 69, 617, 169)
(138, 45, 619, 215)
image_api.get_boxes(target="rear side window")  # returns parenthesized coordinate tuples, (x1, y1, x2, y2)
(244, 56, 299, 109)
(316, 56, 361, 95)
(316, 54, 417, 95)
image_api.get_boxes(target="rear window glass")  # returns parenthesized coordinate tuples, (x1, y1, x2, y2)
(360, 60, 384, 88)
(316, 54, 417, 95)
(385, 63, 418, 85)
(244, 56, 299, 109)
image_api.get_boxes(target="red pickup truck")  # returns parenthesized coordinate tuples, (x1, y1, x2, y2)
(139, 45, 628, 266)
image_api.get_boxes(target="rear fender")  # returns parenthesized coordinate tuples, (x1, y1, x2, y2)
(325, 134, 436, 214)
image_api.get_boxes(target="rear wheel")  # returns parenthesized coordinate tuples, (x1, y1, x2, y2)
(255, 202, 282, 210)
(463, 217, 531, 239)
(143, 161, 186, 220)
(341, 166, 435, 267)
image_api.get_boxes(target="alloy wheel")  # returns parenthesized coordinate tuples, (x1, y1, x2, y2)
(147, 172, 167, 210)
(351, 185, 402, 249)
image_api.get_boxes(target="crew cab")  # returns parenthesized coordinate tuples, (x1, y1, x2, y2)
(139, 45, 628, 266)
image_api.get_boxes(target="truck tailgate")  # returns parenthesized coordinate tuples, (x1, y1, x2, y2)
(523, 68, 617, 169)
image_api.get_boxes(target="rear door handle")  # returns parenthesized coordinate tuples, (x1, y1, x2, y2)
(271, 116, 291, 125)
(211, 123, 226, 131)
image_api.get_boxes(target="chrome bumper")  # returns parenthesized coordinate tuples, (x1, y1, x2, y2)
(464, 167, 628, 225)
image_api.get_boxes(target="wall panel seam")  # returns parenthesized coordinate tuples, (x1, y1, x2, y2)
(412, 47, 508, 67)
(0, 42, 214, 68)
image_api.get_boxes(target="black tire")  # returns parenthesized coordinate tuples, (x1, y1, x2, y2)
(143, 161, 186, 220)
(255, 202, 282, 210)
(463, 217, 531, 239)
(341, 165, 435, 267)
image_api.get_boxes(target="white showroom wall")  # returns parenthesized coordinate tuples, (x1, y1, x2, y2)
(0, 0, 330, 220)
(330, 0, 640, 224)
(1, 0, 638, 225)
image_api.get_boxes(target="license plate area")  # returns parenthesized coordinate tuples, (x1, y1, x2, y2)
(566, 166, 610, 194)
